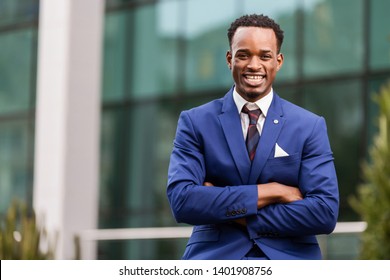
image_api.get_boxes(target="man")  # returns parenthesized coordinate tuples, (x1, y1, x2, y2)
(167, 14, 339, 260)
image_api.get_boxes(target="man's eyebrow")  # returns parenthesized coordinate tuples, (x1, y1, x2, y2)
(236, 48, 250, 52)
(236, 48, 273, 53)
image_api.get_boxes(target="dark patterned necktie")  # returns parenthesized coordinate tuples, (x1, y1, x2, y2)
(242, 105, 262, 161)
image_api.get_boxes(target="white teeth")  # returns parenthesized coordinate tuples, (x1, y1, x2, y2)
(246, 75, 264, 80)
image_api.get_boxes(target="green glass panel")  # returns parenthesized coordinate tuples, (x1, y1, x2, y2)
(0, 0, 38, 26)
(303, 0, 364, 77)
(184, 0, 236, 92)
(0, 29, 35, 114)
(125, 102, 178, 228)
(106, 0, 136, 9)
(0, 120, 33, 214)
(130, 2, 179, 97)
(102, 12, 128, 102)
(303, 80, 363, 221)
(273, 85, 299, 104)
(370, 0, 390, 69)
(103, 2, 180, 100)
(99, 109, 129, 229)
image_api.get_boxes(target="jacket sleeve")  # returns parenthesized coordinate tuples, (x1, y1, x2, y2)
(167, 110, 258, 225)
(246, 117, 339, 238)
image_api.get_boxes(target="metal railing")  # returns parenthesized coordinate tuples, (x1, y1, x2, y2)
(79, 221, 367, 259)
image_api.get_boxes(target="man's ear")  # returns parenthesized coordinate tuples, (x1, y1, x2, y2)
(276, 53, 284, 71)
(226, 50, 232, 69)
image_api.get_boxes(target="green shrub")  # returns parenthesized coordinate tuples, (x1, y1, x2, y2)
(0, 199, 55, 259)
(350, 80, 390, 259)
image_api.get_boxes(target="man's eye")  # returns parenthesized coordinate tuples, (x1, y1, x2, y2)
(261, 55, 271, 59)
(236, 54, 249, 59)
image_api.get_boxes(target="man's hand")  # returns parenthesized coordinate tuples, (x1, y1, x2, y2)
(257, 182, 303, 209)
(203, 181, 303, 224)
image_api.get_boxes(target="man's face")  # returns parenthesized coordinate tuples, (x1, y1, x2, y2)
(226, 27, 283, 102)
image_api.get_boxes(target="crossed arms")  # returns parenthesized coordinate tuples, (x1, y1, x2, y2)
(203, 181, 302, 226)
(167, 110, 339, 237)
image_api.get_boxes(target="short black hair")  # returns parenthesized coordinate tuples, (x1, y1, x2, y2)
(227, 14, 284, 53)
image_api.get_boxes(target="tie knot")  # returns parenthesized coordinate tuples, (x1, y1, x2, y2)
(242, 105, 261, 125)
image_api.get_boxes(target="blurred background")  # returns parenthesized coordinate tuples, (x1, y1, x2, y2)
(0, 0, 389, 260)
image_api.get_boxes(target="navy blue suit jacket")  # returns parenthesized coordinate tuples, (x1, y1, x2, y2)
(167, 87, 339, 259)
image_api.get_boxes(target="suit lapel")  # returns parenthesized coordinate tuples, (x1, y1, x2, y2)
(218, 89, 251, 184)
(249, 94, 285, 183)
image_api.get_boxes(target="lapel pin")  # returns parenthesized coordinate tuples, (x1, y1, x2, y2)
(273, 119, 279, 124)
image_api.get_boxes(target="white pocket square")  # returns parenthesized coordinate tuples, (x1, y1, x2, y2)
(274, 143, 289, 158)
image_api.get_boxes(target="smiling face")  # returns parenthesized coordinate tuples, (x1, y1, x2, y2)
(226, 27, 284, 102)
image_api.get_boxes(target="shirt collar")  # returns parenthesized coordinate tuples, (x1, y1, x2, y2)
(233, 87, 273, 117)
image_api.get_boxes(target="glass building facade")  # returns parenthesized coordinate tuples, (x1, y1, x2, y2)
(0, 0, 38, 214)
(1, 0, 390, 259)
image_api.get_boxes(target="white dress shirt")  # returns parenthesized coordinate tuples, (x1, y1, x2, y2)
(233, 87, 274, 140)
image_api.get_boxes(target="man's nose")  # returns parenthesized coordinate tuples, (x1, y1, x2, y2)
(247, 56, 262, 70)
